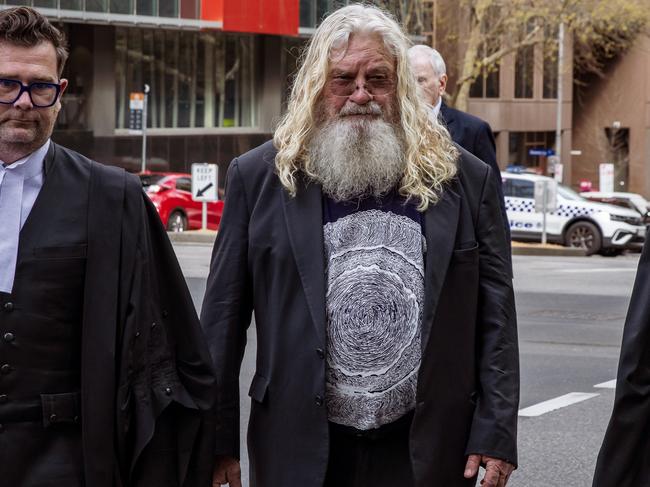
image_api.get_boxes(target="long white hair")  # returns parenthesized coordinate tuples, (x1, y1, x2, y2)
(273, 3, 458, 211)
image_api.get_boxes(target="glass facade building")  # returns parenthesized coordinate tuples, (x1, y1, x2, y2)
(0, 0, 314, 176)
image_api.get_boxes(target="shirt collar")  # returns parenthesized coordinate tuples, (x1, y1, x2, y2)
(0, 139, 50, 180)
(430, 97, 442, 119)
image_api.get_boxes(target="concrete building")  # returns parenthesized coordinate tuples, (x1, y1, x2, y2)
(430, 3, 574, 183)
(571, 35, 650, 197)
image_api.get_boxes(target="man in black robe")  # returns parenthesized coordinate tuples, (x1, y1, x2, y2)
(0, 7, 215, 486)
(593, 240, 650, 486)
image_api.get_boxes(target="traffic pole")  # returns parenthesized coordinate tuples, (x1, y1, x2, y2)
(542, 180, 548, 245)
(141, 83, 150, 173)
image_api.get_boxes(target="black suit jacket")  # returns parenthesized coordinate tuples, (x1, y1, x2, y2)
(440, 102, 511, 242)
(593, 240, 650, 486)
(201, 140, 519, 487)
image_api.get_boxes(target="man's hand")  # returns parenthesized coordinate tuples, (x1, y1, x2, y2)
(464, 454, 515, 487)
(212, 455, 242, 487)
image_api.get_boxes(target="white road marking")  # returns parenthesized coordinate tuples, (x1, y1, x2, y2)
(594, 379, 617, 389)
(556, 268, 636, 273)
(518, 392, 600, 417)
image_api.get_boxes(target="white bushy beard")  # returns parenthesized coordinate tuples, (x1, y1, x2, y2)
(308, 101, 406, 202)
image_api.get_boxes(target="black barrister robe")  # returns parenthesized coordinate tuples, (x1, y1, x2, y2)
(201, 140, 519, 487)
(593, 240, 650, 486)
(45, 143, 216, 486)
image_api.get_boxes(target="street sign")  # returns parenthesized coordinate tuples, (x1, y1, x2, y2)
(534, 179, 558, 213)
(529, 148, 555, 157)
(128, 92, 144, 133)
(599, 163, 614, 192)
(191, 163, 219, 202)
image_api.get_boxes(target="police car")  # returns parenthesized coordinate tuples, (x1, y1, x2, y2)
(502, 172, 646, 255)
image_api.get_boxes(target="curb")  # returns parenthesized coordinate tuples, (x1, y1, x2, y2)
(512, 245, 587, 257)
(167, 231, 217, 244)
(167, 232, 589, 256)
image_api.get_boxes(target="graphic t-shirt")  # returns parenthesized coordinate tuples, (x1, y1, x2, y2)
(323, 191, 425, 430)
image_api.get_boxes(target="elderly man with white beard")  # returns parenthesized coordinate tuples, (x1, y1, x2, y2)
(201, 4, 519, 487)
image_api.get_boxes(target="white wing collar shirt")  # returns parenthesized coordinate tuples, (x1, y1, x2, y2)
(0, 139, 50, 293)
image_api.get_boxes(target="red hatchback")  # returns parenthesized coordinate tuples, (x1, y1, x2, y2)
(140, 172, 224, 231)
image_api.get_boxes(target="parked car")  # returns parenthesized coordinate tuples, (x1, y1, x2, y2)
(580, 191, 650, 225)
(139, 172, 223, 232)
(502, 172, 646, 255)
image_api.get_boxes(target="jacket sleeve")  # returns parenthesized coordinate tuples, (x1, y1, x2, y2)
(472, 121, 511, 246)
(116, 176, 217, 486)
(464, 165, 520, 466)
(200, 159, 253, 459)
(593, 242, 650, 487)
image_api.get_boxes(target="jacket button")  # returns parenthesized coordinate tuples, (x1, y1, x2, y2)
(3, 302, 13, 312)
(315, 395, 324, 407)
(3, 332, 15, 343)
(0, 364, 11, 375)
(50, 414, 57, 422)
(0, 394, 8, 404)
(316, 348, 325, 359)
(164, 387, 172, 396)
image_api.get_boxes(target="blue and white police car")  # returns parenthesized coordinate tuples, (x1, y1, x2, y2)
(502, 172, 646, 255)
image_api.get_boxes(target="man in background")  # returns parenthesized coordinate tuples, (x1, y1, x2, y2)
(408, 44, 510, 241)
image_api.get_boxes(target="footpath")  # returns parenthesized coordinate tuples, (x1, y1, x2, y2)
(168, 231, 587, 257)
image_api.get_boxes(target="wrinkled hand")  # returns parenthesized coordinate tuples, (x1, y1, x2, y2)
(212, 455, 242, 487)
(464, 454, 515, 487)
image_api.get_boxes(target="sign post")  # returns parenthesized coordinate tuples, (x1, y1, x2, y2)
(535, 179, 558, 245)
(141, 84, 150, 173)
(599, 163, 615, 192)
(191, 163, 219, 230)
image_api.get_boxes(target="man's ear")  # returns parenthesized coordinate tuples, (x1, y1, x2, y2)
(439, 73, 448, 95)
(59, 78, 69, 97)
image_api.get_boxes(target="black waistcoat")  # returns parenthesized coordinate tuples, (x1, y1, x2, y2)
(0, 147, 89, 486)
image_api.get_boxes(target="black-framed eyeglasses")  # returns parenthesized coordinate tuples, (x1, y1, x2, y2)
(0, 78, 62, 108)
(328, 77, 395, 97)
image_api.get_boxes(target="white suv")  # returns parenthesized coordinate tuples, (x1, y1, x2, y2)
(502, 172, 646, 255)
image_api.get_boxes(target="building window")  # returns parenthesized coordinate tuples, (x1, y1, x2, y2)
(300, 0, 349, 27)
(469, 39, 500, 98)
(515, 44, 534, 98)
(34, 0, 58, 7)
(469, 6, 500, 99)
(508, 131, 555, 170)
(514, 20, 536, 99)
(116, 27, 258, 129)
(543, 25, 559, 99)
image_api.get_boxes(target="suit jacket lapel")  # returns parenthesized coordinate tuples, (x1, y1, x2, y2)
(439, 103, 457, 139)
(282, 175, 327, 346)
(421, 182, 460, 351)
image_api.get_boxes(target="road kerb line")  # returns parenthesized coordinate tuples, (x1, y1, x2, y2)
(518, 392, 600, 417)
(594, 379, 617, 389)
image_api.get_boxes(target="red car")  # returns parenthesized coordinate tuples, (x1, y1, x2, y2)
(139, 172, 224, 231)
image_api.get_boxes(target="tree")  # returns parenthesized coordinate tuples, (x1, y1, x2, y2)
(430, 0, 649, 110)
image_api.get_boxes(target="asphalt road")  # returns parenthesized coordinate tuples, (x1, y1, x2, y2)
(174, 242, 640, 487)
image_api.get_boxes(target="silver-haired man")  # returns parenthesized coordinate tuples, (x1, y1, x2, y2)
(202, 5, 519, 487)
(408, 44, 510, 241)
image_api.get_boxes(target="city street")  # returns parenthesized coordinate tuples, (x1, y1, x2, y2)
(174, 242, 640, 487)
